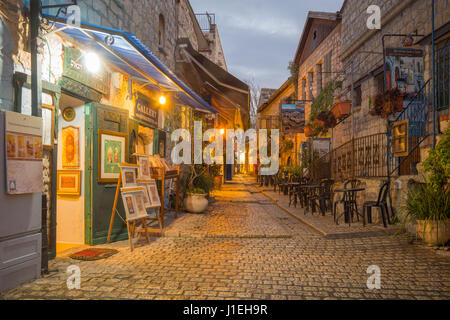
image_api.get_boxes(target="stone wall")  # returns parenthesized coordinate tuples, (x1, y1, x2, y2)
(297, 23, 342, 126)
(203, 25, 228, 71)
(339, 0, 449, 143)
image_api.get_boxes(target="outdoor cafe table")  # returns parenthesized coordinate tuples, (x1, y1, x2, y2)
(301, 185, 321, 213)
(334, 188, 366, 225)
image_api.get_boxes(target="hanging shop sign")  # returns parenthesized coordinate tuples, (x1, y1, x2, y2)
(134, 94, 159, 128)
(392, 119, 409, 157)
(4, 111, 43, 194)
(282, 104, 305, 134)
(62, 47, 109, 95)
(384, 47, 425, 95)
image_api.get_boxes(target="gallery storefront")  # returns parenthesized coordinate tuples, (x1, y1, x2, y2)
(42, 17, 217, 250)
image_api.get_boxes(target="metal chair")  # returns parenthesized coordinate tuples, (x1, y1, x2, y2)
(333, 179, 361, 224)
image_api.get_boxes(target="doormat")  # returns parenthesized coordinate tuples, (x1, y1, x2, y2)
(69, 248, 119, 261)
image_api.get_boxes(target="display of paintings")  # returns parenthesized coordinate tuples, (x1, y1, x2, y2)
(137, 156, 151, 180)
(120, 165, 138, 188)
(98, 130, 128, 183)
(120, 188, 148, 221)
(42, 105, 55, 149)
(62, 126, 80, 168)
(57, 170, 81, 196)
(6, 133, 43, 161)
(147, 180, 161, 207)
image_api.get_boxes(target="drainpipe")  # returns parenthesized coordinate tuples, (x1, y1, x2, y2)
(30, 0, 42, 117)
(431, 0, 437, 149)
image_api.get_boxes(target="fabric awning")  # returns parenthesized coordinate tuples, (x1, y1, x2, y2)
(43, 15, 217, 114)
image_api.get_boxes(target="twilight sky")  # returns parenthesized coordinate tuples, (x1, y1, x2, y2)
(190, 0, 343, 90)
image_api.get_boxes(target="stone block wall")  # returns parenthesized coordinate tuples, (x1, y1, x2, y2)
(339, 0, 449, 143)
(297, 23, 342, 125)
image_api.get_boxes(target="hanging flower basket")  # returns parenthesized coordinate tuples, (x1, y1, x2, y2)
(331, 101, 351, 119)
(369, 89, 405, 118)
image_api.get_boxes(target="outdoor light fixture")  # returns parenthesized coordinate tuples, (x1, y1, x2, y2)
(220, 129, 225, 135)
(159, 95, 167, 105)
(84, 51, 101, 73)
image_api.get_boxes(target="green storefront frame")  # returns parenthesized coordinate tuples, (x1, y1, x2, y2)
(84, 102, 130, 245)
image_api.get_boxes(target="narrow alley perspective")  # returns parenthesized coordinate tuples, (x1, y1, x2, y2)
(2, 175, 449, 300)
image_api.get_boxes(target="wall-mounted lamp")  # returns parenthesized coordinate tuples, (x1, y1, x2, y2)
(84, 51, 101, 74)
(159, 95, 167, 105)
(220, 129, 225, 135)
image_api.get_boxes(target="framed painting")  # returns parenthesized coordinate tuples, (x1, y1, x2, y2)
(146, 180, 161, 207)
(57, 170, 81, 196)
(98, 130, 128, 183)
(120, 188, 148, 221)
(137, 155, 151, 180)
(120, 165, 138, 188)
(62, 126, 80, 168)
(393, 119, 409, 157)
(137, 184, 152, 208)
(42, 104, 55, 150)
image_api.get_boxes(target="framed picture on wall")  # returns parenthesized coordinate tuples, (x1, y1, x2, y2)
(62, 126, 80, 168)
(98, 130, 128, 183)
(42, 104, 55, 150)
(57, 170, 81, 196)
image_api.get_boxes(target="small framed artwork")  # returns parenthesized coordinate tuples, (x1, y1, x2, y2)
(120, 164, 138, 188)
(147, 180, 161, 207)
(42, 104, 55, 150)
(62, 126, 80, 168)
(137, 184, 152, 208)
(57, 170, 81, 196)
(137, 155, 151, 180)
(98, 130, 128, 183)
(121, 188, 149, 221)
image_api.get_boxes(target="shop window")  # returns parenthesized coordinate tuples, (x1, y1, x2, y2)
(158, 14, 165, 47)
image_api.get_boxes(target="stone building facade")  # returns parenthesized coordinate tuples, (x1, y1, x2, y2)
(338, 0, 449, 144)
(294, 12, 342, 139)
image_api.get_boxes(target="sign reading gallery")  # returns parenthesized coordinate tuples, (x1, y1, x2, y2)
(134, 94, 159, 128)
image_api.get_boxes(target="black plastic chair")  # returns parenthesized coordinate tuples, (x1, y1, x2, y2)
(333, 179, 361, 224)
(362, 181, 391, 228)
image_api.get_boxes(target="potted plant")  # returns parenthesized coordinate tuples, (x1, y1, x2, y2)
(304, 125, 315, 137)
(402, 128, 450, 245)
(331, 100, 351, 119)
(317, 110, 337, 129)
(210, 164, 223, 190)
(370, 88, 405, 118)
(184, 165, 212, 213)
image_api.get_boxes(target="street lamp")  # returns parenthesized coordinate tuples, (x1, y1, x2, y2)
(159, 95, 167, 105)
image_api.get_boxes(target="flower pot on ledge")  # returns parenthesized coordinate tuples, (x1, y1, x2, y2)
(331, 101, 351, 119)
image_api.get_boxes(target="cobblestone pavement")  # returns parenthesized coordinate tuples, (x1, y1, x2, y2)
(1, 176, 450, 300)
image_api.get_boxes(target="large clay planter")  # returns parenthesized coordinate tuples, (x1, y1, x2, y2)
(184, 193, 209, 213)
(416, 220, 450, 245)
(331, 101, 351, 119)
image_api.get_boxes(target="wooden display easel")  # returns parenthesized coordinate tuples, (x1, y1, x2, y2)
(150, 166, 180, 228)
(106, 166, 161, 251)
